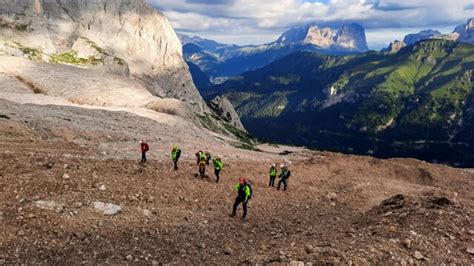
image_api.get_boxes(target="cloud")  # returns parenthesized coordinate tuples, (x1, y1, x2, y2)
(147, 0, 474, 45)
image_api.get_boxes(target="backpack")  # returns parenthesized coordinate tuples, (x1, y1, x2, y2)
(246, 183, 253, 200)
(286, 170, 291, 179)
(143, 143, 149, 152)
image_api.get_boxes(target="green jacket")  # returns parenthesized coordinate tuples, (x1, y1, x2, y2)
(269, 166, 277, 177)
(234, 183, 251, 202)
(213, 159, 223, 170)
(172, 148, 181, 160)
(279, 169, 289, 179)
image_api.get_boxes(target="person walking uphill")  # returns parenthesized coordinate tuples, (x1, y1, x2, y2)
(277, 164, 291, 191)
(230, 177, 252, 219)
(269, 163, 277, 187)
(140, 141, 149, 163)
(171, 145, 181, 170)
(212, 156, 223, 183)
(196, 150, 207, 177)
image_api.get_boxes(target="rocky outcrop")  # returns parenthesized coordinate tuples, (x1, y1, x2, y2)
(0, 0, 204, 111)
(334, 23, 369, 52)
(455, 18, 474, 45)
(382, 40, 406, 53)
(304, 26, 334, 48)
(275, 23, 367, 52)
(403, 30, 441, 45)
(209, 96, 246, 131)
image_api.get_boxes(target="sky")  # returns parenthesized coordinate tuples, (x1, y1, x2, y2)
(148, 0, 474, 50)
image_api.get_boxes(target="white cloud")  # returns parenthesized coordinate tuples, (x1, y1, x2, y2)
(147, 0, 474, 46)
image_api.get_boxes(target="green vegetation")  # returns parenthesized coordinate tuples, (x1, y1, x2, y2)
(13, 42, 42, 60)
(211, 39, 474, 166)
(50, 51, 102, 66)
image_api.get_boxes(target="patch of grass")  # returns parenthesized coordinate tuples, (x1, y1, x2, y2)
(79, 37, 109, 56)
(233, 143, 262, 152)
(197, 114, 222, 133)
(13, 42, 42, 60)
(223, 123, 256, 145)
(50, 51, 102, 66)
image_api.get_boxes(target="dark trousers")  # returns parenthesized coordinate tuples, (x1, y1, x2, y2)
(199, 165, 206, 177)
(215, 169, 221, 183)
(173, 160, 178, 170)
(269, 176, 276, 187)
(232, 197, 248, 218)
(277, 178, 288, 191)
(141, 151, 147, 163)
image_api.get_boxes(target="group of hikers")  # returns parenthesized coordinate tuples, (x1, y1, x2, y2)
(139, 141, 291, 219)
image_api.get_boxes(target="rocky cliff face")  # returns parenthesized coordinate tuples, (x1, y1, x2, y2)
(455, 18, 474, 45)
(304, 26, 334, 48)
(382, 40, 406, 53)
(275, 23, 368, 52)
(334, 23, 369, 52)
(0, 0, 204, 111)
(209, 96, 246, 131)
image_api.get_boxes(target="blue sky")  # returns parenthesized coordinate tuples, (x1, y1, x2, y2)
(148, 0, 474, 49)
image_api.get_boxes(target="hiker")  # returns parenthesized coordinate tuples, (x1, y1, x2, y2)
(212, 156, 223, 183)
(196, 150, 207, 177)
(140, 140, 149, 163)
(269, 163, 277, 187)
(171, 145, 181, 170)
(277, 164, 291, 191)
(205, 152, 212, 165)
(230, 177, 252, 219)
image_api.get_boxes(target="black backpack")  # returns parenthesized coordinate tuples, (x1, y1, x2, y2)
(286, 170, 291, 179)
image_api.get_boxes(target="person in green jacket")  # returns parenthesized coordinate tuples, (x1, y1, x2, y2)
(230, 177, 252, 219)
(212, 156, 223, 183)
(269, 163, 277, 187)
(171, 145, 181, 171)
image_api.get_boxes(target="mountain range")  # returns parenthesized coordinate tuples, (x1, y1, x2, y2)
(179, 23, 368, 80)
(205, 34, 474, 166)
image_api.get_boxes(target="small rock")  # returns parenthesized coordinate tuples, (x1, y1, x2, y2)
(99, 185, 106, 191)
(62, 173, 70, 179)
(402, 238, 411, 249)
(73, 202, 83, 208)
(224, 246, 233, 255)
(468, 230, 474, 235)
(33, 200, 64, 213)
(289, 261, 305, 266)
(304, 244, 315, 254)
(142, 209, 152, 217)
(92, 202, 121, 215)
(413, 251, 424, 260)
(126, 255, 133, 261)
(467, 247, 474, 255)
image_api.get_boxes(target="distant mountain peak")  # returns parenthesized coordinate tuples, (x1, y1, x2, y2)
(334, 23, 369, 52)
(275, 22, 368, 52)
(403, 29, 442, 45)
(454, 17, 474, 45)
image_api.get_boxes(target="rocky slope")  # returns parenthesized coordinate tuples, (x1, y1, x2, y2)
(0, 98, 473, 264)
(0, 0, 203, 110)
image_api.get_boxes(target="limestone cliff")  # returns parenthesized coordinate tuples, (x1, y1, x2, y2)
(0, 0, 204, 111)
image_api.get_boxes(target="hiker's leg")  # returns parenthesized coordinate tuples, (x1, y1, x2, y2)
(232, 197, 241, 216)
(243, 201, 248, 218)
